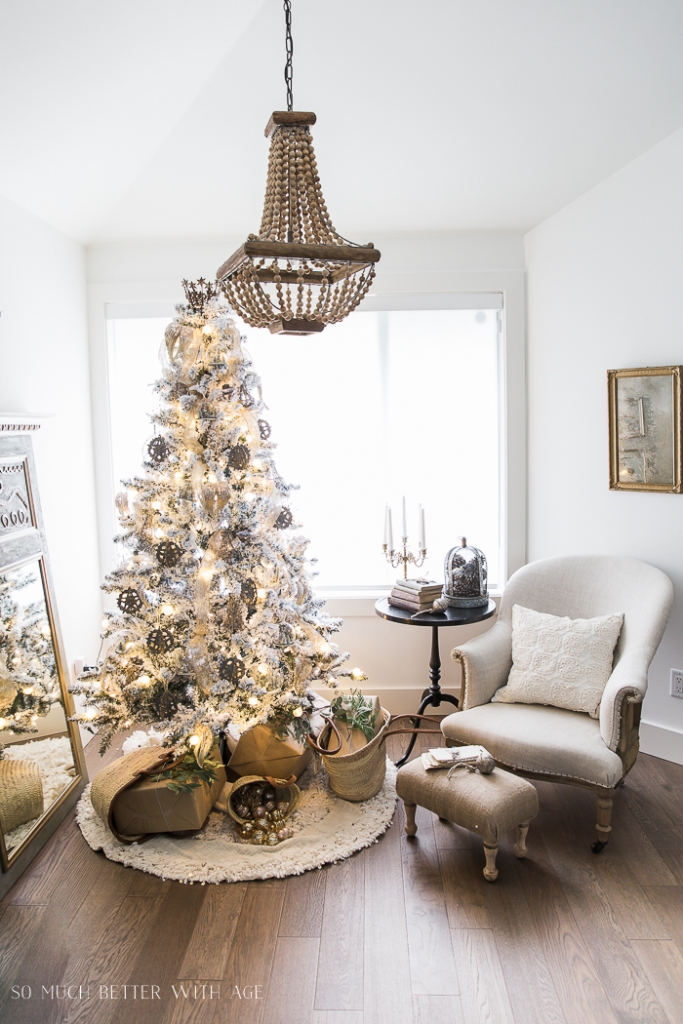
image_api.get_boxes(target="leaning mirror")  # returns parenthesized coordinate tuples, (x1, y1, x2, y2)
(0, 422, 87, 894)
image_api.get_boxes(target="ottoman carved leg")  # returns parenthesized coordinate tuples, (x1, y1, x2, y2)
(483, 844, 499, 882)
(403, 802, 418, 837)
(514, 821, 530, 858)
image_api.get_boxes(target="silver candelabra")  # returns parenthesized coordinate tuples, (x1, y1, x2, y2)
(382, 537, 427, 580)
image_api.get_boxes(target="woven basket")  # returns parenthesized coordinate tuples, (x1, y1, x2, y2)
(308, 712, 444, 802)
(311, 708, 391, 802)
(0, 758, 44, 833)
(226, 775, 300, 825)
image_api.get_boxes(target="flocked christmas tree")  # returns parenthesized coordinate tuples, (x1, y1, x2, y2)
(71, 279, 351, 752)
(0, 569, 60, 735)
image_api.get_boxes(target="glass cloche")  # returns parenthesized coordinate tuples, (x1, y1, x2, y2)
(443, 537, 489, 608)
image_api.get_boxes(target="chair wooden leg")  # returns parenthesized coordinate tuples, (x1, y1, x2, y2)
(404, 802, 418, 836)
(514, 821, 530, 858)
(483, 844, 499, 882)
(592, 791, 615, 853)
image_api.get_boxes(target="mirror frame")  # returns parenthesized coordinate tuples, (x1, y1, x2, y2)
(0, 422, 87, 896)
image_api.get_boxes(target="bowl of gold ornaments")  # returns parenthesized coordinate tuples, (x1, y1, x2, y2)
(227, 775, 299, 846)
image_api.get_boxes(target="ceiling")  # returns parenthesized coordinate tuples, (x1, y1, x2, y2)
(2, 0, 683, 244)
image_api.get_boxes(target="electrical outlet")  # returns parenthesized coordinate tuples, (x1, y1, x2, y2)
(671, 670, 683, 698)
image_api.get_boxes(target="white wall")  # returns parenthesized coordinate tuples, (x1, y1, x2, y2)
(86, 231, 525, 709)
(0, 193, 101, 679)
(525, 126, 683, 763)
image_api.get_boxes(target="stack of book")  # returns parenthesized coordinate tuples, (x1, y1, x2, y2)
(388, 579, 443, 613)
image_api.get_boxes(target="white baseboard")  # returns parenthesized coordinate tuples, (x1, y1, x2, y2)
(639, 720, 683, 766)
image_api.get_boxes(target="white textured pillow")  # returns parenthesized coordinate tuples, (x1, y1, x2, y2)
(491, 604, 624, 718)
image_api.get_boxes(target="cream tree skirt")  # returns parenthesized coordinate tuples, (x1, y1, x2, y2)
(76, 760, 397, 883)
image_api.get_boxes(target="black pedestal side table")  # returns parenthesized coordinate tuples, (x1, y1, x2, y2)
(374, 597, 497, 767)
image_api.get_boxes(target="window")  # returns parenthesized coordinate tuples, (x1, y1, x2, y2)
(107, 302, 503, 591)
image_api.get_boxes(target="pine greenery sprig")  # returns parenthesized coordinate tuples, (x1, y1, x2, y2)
(329, 689, 378, 741)
(151, 750, 221, 795)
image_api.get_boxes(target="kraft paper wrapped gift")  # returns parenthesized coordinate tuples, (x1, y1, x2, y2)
(112, 764, 226, 838)
(334, 695, 382, 756)
(228, 724, 312, 780)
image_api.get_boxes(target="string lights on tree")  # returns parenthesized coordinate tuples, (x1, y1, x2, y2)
(70, 281, 354, 751)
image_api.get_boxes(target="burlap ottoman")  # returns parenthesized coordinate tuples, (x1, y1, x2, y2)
(395, 759, 539, 881)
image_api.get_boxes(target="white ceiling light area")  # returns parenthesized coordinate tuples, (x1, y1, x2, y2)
(0, 0, 268, 240)
(1, 0, 683, 244)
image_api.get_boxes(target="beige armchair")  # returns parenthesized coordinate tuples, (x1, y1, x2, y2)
(440, 555, 673, 851)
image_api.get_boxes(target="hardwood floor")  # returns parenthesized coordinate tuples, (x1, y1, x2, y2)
(2, 729, 683, 1024)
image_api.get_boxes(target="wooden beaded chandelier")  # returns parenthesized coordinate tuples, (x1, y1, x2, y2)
(216, 2, 381, 336)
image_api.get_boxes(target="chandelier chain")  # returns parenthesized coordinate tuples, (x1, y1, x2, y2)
(284, 1, 294, 112)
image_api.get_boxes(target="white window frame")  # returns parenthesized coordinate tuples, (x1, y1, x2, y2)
(88, 273, 526, 618)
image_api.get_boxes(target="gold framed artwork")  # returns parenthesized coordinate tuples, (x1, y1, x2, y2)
(608, 366, 682, 493)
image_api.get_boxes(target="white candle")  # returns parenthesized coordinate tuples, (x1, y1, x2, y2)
(387, 508, 394, 552)
(402, 496, 407, 540)
(383, 504, 389, 546)
(420, 506, 426, 550)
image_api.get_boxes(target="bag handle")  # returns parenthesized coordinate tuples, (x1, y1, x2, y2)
(265, 774, 297, 787)
(383, 713, 445, 739)
(306, 717, 343, 755)
(307, 712, 443, 757)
